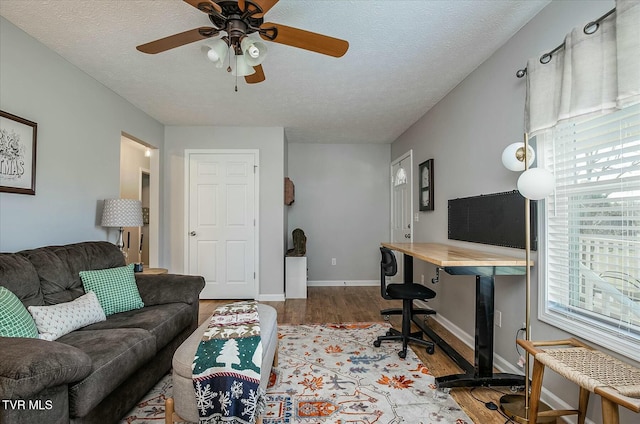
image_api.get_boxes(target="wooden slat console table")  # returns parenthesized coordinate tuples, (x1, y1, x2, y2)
(518, 338, 640, 424)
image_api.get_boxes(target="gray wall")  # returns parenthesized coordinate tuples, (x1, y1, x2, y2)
(287, 143, 390, 283)
(0, 17, 164, 252)
(392, 0, 637, 422)
(163, 126, 285, 299)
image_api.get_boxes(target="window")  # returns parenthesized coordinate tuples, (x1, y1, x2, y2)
(394, 166, 407, 186)
(539, 103, 640, 361)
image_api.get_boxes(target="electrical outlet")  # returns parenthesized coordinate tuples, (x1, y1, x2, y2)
(495, 310, 502, 328)
(421, 274, 425, 284)
(331, 258, 336, 266)
(522, 322, 526, 330)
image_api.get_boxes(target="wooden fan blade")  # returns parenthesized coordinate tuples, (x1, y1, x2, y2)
(245, 65, 266, 84)
(137, 27, 218, 54)
(183, 0, 222, 14)
(260, 22, 349, 57)
(253, 0, 279, 17)
(238, 0, 246, 11)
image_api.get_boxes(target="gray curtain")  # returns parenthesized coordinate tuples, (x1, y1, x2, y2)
(525, 0, 640, 136)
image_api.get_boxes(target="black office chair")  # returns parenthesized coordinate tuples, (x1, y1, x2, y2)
(373, 247, 436, 358)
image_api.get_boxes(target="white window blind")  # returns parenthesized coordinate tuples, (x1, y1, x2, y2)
(540, 103, 640, 361)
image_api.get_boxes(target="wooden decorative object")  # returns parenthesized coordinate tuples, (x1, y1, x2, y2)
(284, 177, 295, 205)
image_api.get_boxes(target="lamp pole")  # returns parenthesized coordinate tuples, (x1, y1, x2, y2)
(523, 132, 532, 420)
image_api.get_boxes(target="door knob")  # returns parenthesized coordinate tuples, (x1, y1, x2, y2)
(190, 231, 196, 236)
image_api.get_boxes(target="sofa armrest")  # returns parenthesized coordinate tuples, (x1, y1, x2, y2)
(0, 337, 92, 399)
(135, 273, 205, 306)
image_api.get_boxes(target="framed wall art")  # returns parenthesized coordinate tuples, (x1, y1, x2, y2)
(0, 110, 37, 195)
(419, 158, 434, 211)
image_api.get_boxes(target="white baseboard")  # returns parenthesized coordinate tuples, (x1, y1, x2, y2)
(307, 280, 378, 287)
(258, 293, 285, 302)
(414, 305, 594, 424)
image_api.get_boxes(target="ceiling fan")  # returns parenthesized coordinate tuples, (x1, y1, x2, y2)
(136, 0, 349, 84)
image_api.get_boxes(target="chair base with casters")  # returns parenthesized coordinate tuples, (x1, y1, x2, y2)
(380, 303, 435, 347)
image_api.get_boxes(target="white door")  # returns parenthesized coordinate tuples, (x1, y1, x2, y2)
(390, 152, 413, 281)
(186, 151, 258, 299)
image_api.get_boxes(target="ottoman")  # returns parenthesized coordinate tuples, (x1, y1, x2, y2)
(165, 303, 278, 424)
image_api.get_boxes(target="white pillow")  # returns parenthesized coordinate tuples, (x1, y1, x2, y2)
(28, 291, 106, 341)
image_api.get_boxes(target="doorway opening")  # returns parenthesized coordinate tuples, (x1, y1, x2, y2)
(120, 133, 159, 267)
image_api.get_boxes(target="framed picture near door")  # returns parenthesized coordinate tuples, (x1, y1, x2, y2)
(419, 159, 434, 211)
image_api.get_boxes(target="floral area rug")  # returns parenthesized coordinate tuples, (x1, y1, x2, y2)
(120, 322, 471, 423)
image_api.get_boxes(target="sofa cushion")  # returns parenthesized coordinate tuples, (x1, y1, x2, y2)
(0, 253, 43, 307)
(0, 287, 39, 338)
(0, 337, 92, 399)
(57, 328, 156, 418)
(17, 241, 125, 306)
(81, 303, 193, 349)
(79, 264, 144, 316)
(28, 291, 106, 341)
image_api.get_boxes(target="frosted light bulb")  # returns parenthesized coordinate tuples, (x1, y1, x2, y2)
(207, 49, 220, 62)
(248, 45, 260, 58)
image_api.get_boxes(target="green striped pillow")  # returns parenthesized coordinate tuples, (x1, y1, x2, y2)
(0, 286, 39, 338)
(79, 264, 144, 316)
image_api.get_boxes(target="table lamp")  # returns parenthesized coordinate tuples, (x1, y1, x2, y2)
(101, 198, 143, 258)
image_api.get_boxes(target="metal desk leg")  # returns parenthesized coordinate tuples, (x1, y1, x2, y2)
(403, 253, 413, 283)
(476, 274, 494, 378)
(434, 272, 525, 388)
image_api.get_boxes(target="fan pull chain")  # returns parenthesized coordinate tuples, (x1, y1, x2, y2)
(234, 53, 238, 92)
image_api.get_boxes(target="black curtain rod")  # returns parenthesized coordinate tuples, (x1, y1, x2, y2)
(516, 7, 616, 78)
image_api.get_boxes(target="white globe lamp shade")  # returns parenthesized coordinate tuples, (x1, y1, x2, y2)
(232, 54, 256, 77)
(517, 168, 555, 200)
(502, 142, 535, 171)
(207, 39, 229, 68)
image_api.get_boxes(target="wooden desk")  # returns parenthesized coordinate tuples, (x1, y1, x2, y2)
(381, 242, 531, 389)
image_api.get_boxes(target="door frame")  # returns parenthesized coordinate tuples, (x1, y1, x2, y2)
(138, 167, 150, 265)
(390, 149, 413, 241)
(183, 149, 260, 299)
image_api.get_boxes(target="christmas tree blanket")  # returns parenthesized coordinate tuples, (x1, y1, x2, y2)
(192, 300, 264, 424)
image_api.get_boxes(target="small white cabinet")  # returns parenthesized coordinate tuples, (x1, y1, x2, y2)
(285, 256, 307, 299)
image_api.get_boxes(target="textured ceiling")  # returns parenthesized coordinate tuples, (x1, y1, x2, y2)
(0, 0, 549, 144)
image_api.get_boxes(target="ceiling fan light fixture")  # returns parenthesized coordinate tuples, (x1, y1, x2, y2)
(232, 53, 256, 77)
(240, 37, 268, 66)
(206, 38, 229, 68)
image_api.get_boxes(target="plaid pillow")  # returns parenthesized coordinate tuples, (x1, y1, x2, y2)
(0, 286, 39, 338)
(79, 264, 144, 316)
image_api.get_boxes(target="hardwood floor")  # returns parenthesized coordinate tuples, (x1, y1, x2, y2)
(199, 286, 522, 424)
